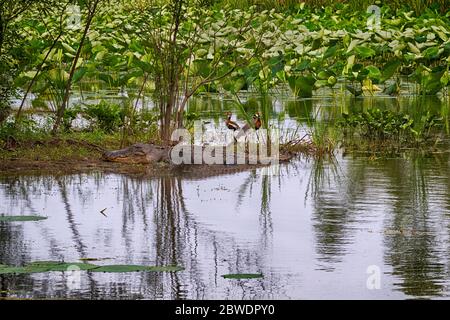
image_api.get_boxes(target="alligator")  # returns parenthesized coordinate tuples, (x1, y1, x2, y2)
(102, 143, 293, 165)
(102, 143, 172, 164)
(101, 142, 297, 179)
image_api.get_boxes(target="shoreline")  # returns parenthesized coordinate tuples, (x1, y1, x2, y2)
(0, 135, 299, 177)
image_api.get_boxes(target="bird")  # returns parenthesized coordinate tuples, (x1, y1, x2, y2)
(234, 112, 262, 141)
(253, 112, 262, 131)
(225, 112, 240, 131)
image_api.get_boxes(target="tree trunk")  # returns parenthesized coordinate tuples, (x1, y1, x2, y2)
(0, 13, 4, 55)
(52, 1, 99, 134)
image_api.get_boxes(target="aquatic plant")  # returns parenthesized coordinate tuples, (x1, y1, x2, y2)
(338, 108, 444, 152)
(2, 0, 450, 145)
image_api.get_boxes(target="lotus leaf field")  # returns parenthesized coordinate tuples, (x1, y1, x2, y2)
(10, 2, 450, 108)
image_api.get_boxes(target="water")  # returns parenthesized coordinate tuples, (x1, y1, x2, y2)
(1, 94, 450, 299)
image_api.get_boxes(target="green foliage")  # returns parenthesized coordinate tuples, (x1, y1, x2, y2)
(1, 0, 450, 146)
(214, 0, 448, 15)
(9, 0, 450, 107)
(83, 101, 125, 133)
(0, 117, 46, 148)
(338, 109, 443, 145)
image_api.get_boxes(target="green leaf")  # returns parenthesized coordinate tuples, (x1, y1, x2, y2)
(407, 42, 421, 54)
(441, 71, 449, 87)
(61, 42, 77, 54)
(0, 266, 50, 275)
(365, 66, 381, 82)
(0, 262, 183, 274)
(23, 71, 38, 79)
(423, 46, 440, 60)
(193, 59, 211, 78)
(72, 67, 87, 83)
(380, 59, 401, 83)
(287, 75, 315, 97)
(354, 46, 376, 58)
(28, 261, 98, 271)
(317, 70, 333, 80)
(323, 45, 338, 59)
(327, 75, 337, 86)
(222, 77, 246, 93)
(195, 48, 208, 58)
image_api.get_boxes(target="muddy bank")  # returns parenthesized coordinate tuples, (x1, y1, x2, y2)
(0, 141, 295, 178)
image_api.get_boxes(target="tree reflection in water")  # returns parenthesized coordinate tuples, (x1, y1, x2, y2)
(1, 149, 450, 298)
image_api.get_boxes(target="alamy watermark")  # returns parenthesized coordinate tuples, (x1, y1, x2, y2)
(66, 265, 82, 290)
(367, 5, 381, 31)
(366, 265, 381, 290)
(66, 5, 81, 30)
(169, 120, 280, 176)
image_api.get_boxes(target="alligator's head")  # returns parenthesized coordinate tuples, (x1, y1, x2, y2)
(102, 143, 169, 164)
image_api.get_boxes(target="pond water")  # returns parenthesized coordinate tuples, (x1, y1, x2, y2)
(1, 94, 450, 299)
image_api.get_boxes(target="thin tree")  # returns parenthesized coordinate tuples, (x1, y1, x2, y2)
(15, 1, 72, 122)
(52, 0, 102, 134)
(142, 0, 261, 144)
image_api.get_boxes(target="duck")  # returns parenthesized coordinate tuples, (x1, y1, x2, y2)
(225, 112, 240, 131)
(234, 112, 262, 141)
(253, 112, 262, 130)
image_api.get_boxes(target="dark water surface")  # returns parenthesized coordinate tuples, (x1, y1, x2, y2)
(1, 94, 450, 299)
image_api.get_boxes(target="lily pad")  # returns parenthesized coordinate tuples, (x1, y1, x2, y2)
(222, 273, 264, 279)
(0, 261, 98, 274)
(0, 265, 51, 275)
(0, 215, 47, 222)
(0, 261, 183, 274)
(27, 261, 98, 271)
(90, 265, 184, 273)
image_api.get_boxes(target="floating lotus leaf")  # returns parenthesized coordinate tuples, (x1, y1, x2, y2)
(0, 216, 47, 222)
(0, 261, 183, 274)
(27, 261, 98, 271)
(0, 265, 51, 275)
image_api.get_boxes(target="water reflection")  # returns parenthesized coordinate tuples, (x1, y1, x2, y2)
(1, 94, 450, 299)
(380, 155, 450, 297)
(1, 151, 450, 299)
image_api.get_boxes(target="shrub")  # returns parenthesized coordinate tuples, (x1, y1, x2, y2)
(83, 101, 125, 133)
